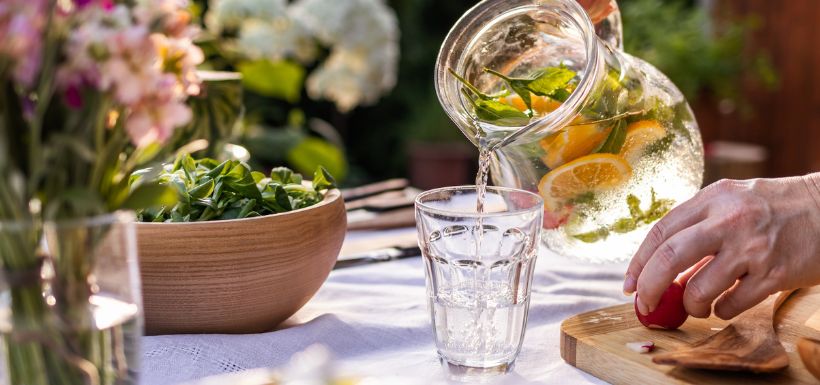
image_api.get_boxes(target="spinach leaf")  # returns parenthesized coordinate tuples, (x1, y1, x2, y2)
(271, 167, 294, 184)
(312, 166, 336, 191)
(132, 155, 336, 222)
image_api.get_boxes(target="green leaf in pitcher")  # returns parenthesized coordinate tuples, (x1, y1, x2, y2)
(611, 217, 637, 234)
(483, 66, 577, 111)
(525, 67, 577, 97)
(642, 189, 675, 224)
(641, 99, 693, 142)
(571, 189, 674, 243)
(448, 68, 508, 100)
(460, 88, 531, 126)
(595, 119, 628, 154)
(449, 68, 529, 126)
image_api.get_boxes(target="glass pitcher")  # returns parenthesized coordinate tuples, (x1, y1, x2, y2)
(435, 0, 704, 262)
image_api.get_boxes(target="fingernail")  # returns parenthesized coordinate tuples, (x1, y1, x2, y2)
(623, 274, 636, 295)
(637, 298, 649, 316)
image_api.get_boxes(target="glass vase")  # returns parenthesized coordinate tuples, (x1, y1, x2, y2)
(0, 211, 142, 385)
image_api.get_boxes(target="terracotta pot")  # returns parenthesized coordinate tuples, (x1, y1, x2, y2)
(408, 141, 477, 190)
(135, 189, 346, 335)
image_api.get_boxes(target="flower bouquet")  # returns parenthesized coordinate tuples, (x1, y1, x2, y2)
(0, 0, 207, 383)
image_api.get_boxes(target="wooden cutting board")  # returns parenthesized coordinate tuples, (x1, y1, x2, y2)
(561, 286, 820, 384)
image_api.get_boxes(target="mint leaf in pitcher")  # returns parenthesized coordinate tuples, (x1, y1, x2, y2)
(572, 189, 674, 243)
(484, 66, 577, 110)
(525, 66, 577, 98)
(464, 91, 532, 126)
(595, 119, 628, 154)
(448, 68, 508, 101)
(450, 68, 530, 126)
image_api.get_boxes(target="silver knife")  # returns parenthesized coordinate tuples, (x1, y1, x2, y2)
(334, 245, 421, 269)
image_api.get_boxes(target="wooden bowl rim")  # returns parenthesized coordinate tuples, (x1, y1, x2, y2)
(135, 188, 342, 228)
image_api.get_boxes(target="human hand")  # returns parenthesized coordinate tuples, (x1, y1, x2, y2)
(576, 0, 616, 24)
(623, 174, 820, 320)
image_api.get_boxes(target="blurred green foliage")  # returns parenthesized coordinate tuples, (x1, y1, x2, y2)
(620, 0, 777, 104)
(238, 60, 305, 103)
(171, 72, 245, 159)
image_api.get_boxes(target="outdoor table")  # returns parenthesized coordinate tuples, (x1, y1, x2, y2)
(141, 227, 627, 385)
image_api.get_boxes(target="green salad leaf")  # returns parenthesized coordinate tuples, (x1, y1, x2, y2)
(133, 154, 336, 222)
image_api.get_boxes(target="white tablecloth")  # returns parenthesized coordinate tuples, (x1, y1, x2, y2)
(141, 228, 630, 385)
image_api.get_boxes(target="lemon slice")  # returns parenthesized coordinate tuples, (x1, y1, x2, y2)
(538, 153, 632, 209)
(619, 120, 667, 163)
(540, 122, 612, 169)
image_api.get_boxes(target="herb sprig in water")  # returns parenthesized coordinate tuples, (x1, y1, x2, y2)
(449, 66, 578, 125)
(572, 189, 674, 243)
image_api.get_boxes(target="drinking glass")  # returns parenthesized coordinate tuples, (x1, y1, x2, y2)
(415, 186, 543, 381)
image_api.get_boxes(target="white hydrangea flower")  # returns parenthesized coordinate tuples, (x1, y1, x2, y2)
(206, 0, 287, 33)
(237, 18, 317, 63)
(290, 0, 399, 111)
(289, 0, 398, 50)
(307, 47, 397, 112)
(205, 0, 399, 112)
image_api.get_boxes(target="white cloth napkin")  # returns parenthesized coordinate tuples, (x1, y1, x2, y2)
(141, 229, 630, 385)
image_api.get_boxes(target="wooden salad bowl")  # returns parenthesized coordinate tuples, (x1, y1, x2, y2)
(136, 189, 346, 335)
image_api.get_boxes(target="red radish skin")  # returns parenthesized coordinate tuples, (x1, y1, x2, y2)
(542, 206, 571, 229)
(635, 281, 689, 330)
(626, 341, 656, 354)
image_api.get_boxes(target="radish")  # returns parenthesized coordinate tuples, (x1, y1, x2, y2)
(635, 281, 689, 330)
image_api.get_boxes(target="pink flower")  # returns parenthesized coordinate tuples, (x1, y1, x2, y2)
(151, 33, 203, 96)
(55, 0, 201, 147)
(73, 0, 105, 9)
(122, 71, 194, 146)
(0, 0, 47, 88)
(64, 84, 83, 109)
(125, 100, 192, 147)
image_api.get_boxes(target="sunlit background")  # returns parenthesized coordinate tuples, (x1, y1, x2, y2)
(195, 0, 819, 189)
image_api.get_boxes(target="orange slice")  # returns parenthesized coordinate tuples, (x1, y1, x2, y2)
(540, 122, 612, 169)
(531, 96, 562, 115)
(499, 95, 528, 112)
(500, 94, 562, 115)
(620, 120, 666, 163)
(538, 153, 632, 210)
